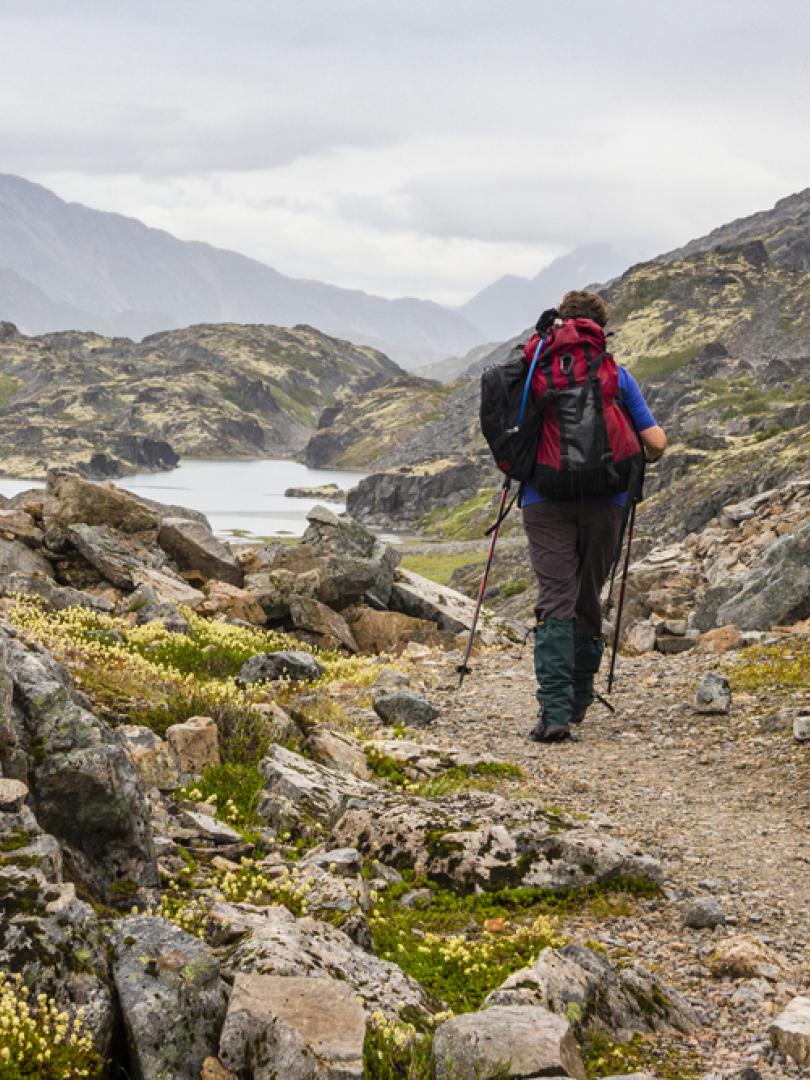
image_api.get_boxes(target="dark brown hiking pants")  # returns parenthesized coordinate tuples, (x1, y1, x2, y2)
(522, 499, 625, 637)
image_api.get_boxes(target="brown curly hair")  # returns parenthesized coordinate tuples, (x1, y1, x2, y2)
(558, 290, 610, 327)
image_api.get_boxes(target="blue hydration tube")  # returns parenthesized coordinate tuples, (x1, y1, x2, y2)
(518, 337, 545, 425)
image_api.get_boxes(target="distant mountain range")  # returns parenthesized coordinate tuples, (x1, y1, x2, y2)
(455, 243, 629, 341)
(0, 174, 635, 371)
(0, 173, 483, 369)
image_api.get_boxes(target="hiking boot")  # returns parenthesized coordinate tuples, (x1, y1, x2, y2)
(572, 633, 605, 724)
(529, 706, 578, 743)
(533, 617, 575, 730)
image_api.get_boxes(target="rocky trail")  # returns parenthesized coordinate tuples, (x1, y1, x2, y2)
(428, 639, 810, 1077)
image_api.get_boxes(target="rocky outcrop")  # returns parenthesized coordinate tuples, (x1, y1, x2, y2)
(0, 627, 157, 902)
(158, 517, 244, 586)
(112, 916, 229, 1079)
(346, 457, 485, 526)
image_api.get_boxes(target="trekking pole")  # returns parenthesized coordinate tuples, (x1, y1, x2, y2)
(457, 476, 512, 687)
(607, 501, 636, 694)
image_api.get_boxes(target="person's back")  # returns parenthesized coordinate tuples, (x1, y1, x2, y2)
(522, 290, 666, 743)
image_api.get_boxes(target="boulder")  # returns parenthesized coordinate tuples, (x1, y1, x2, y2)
(237, 650, 325, 687)
(372, 688, 439, 728)
(332, 790, 661, 894)
(158, 517, 243, 586)
(344, 606, 447, 654)
(0, 627, 157, 902)
(770, 996, 810, 1067)
(390, 567, 519, 644)
(112, 916, 229, 1080)
(44, 469, 160, 533)
(712, 522, 810, 629)
(696, 624, 744, 654)
(64, 521, 164, 588)
(486, 943, 696, 1039)
(0, 536, 54, 578)
(306, 727, 372, 779)
(166, 716, 220, 777)
(120, 582, 190, 633)
(224, 905, 432, 1025)
(0, 571, 113, 612)
(433, 1006, 586, 1080)
(257, 744, 374, 834)
(302, 504, 400, 608)
(695, 672, 732, 715)
(200, 580, 266, 625)
(0, 804, 115, 1053)
(119, 725, 181, 791)
(0, 507, 43, 547)
(682, 895, 726, 929)
(289, 596, 358, 653)
(625, 620, 657, 654)
(178, 809, 243, 845)
(218, 973, 365, 1080)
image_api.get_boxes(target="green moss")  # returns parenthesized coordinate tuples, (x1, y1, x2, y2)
(399, 552, 478, 586)
(370, 878, 659, 1014)
(0, 373, 20, 408)
(630, 344, 701, 381)
(731, 639, 810, 693)
(0, 828, 34, 853)
(582, 1031, 700, 1079)
(180, 762, 265, 828)
(499, 578, 529, 599)
(611, 275, 670, 321)
(419, 489, 503, 541)
(365, 747, 410, 787)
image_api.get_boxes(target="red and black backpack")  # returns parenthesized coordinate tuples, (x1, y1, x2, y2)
(526, 318, 643, 498)
(480, 318, 643, 499)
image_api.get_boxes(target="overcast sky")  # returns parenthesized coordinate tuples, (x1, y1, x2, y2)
(1, 0, 809, 304)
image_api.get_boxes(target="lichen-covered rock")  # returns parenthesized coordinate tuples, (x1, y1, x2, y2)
(224, 905, 432, 1025)
(257, 744, 374, 834)
(120, 582, 190, 633)
(0, 626, 157, 902)
(158, 517, 243, 586)
(219, 973, 366, 1079)
(0, 570, 115, 612)
(111, 916, 229, 1080)
(485, 943, 697, 1039)
(0, 803, 115, 1053)
(332, 790, 661, 893)
(0, 537, 54, 579)
(433, 1005, 586, 1080)
(306, 726, 372, 779)
(237, 650, 325, 687)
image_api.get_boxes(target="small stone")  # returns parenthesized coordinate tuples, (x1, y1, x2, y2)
(697, 624, 744, 654)
(119, 725, 180, 790)
(625, 621, 657, 654)
(301, 847, 363, 877)
(661, 618, 688, 636)
(682, 896, 726, 929)
(695, 671, 732, 714)
(166, 716, 220, 776)
(237, 650, 325, 686)
(371, 688, 439, 728)
(709, 936, 785, 981)
(178, 809, 243, 845)
(793, 715, 810, 742)
(770, 996, 810, 1067)
(0, 778, 28, 812)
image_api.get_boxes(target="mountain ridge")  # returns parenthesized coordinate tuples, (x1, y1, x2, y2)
(0, 173, 483, 368)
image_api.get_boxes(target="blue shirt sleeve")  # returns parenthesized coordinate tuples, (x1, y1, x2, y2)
(618, 367, 657, 431)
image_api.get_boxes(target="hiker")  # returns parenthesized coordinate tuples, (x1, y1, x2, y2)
(522, 290, 666, 743)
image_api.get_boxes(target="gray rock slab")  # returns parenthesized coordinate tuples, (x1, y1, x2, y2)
(44, 470, 161, 533)
(716, 521, 810, 630)
(112, 916, 229, 1080)
(224, 905, 432, 1025)
(257, 744, 374, 834)
(0, 536, 54, 578)
(158, 517, 243, 586)
(433, 1005, 586, 1079)
(390, 567, 519, 644)
(218, 973, 365, 1079)
(770, 995, 810, 1067)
